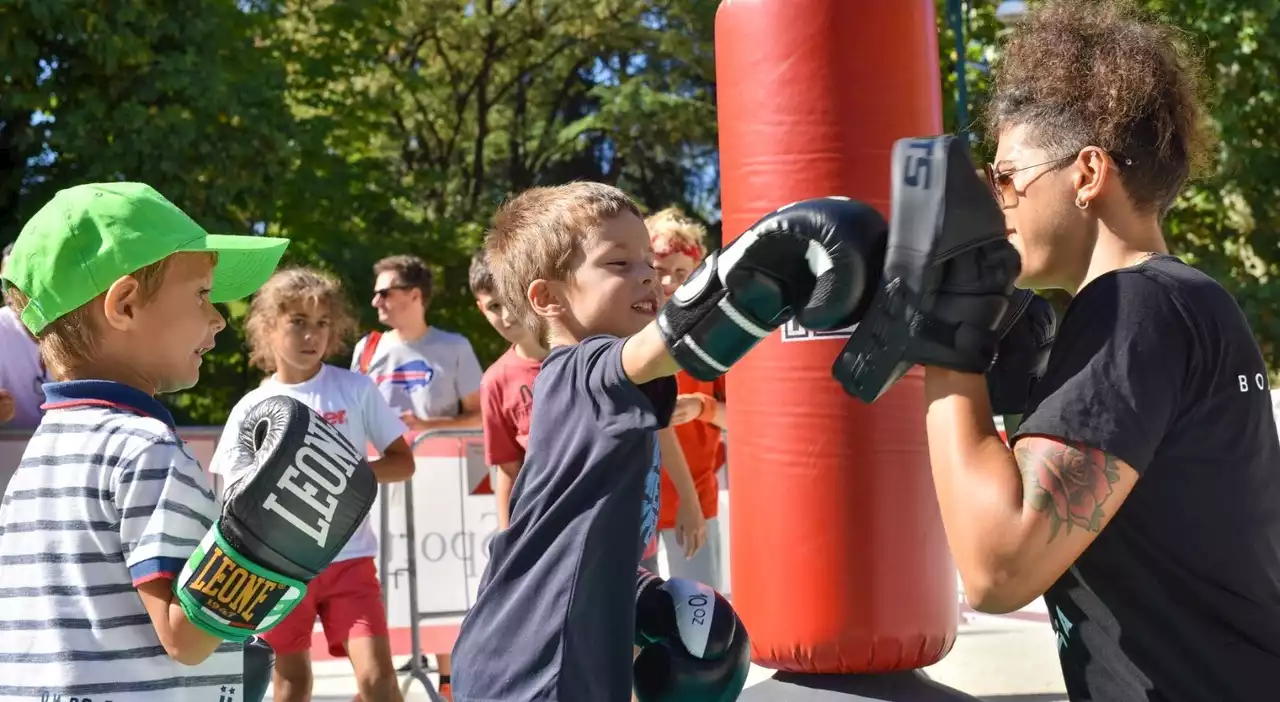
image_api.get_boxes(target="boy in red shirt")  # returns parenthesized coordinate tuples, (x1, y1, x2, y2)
(639, 208, 728, 589)
(470, 251, 546, 527)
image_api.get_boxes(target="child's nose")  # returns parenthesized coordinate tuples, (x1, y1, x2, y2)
(209, 305, 227, 333)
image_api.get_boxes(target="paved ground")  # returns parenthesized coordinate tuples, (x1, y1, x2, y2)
(293, 610, 1067, 702)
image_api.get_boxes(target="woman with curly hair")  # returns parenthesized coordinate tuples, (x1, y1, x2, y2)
(924, 1, 1280, 699)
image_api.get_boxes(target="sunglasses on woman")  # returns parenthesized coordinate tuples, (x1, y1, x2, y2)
(984, 152, 1134, 208)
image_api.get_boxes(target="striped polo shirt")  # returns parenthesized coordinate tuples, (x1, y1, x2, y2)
(0, 380, 242, 702)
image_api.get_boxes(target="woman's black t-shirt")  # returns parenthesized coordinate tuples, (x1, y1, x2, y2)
(1014, 255, 1280, 701)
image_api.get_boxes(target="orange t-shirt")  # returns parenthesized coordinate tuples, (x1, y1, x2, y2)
(657, 372, 726, 530)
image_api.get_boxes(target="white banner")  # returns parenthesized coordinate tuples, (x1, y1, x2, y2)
(371, 453, 501, 626)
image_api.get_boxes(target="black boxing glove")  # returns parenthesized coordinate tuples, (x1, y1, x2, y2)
(988, 289, 1057, 417)
(633, 568, 751, 702)
(175, 396, 377, 641)
(657, 196, 887, 381)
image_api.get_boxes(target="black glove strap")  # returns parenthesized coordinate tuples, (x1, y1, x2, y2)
(910, 310, 1001, 374)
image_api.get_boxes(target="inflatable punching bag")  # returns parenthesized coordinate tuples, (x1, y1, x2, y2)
(716, 0, 962, 690)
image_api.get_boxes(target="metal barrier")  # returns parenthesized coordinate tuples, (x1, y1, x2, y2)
(379, 428, 487, 701)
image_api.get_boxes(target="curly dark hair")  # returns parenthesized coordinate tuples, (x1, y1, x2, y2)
(984, 0, 1215, 214)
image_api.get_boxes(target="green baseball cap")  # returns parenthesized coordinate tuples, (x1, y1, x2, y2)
(0, 182, 290, 334)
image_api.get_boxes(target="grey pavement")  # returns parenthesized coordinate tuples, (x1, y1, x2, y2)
(295, 612, 1067, 702)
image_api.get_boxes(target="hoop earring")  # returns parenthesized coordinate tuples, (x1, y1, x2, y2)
(1075, 197, 1089, 210)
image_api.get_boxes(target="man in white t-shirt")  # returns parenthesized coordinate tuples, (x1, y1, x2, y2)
(353, 255, 484, 430)
(351, 254, 483, 693)
(0, 242, 46, 428)
(210, 363, 413, 702)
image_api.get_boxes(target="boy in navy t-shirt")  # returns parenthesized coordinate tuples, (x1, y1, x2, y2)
(450, 185, 676, 702)
(449, 184, 871, 701)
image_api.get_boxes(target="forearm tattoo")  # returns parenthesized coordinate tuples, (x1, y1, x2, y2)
(1015, 438, 1122, 543)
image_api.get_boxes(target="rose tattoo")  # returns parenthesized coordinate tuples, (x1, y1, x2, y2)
(1016, 438, 1122, 543)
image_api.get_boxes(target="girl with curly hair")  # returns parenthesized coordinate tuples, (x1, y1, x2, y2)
(210, 267, 416, 702)
(925, 2, 1280, 699)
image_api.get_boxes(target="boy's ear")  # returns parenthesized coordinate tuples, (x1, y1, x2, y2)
(102, 275, 144, 331)
(527, 278, 562, 321)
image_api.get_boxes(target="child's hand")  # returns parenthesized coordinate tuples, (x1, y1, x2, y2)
(669, 394, 706, 426)
(0, 389, 14, 424)
(673, 500, 707, 560)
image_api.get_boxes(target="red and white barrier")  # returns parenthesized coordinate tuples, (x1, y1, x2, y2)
(0, 419, 1040, 670)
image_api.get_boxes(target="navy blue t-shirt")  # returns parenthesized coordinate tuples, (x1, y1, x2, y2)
(451, 335, 676, 702)
(1015, 255, 1280, 701)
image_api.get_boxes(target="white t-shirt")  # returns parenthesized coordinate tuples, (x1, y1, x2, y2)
(0, 305, 47, 428)
(351, 327, 484, 418)
(210, 364, 408, 563)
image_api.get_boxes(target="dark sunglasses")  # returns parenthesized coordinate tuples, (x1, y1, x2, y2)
(373, 284, 412, 300)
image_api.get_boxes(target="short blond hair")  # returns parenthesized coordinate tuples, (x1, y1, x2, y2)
(245, 267, 358, 372)
(645, 207, 707, 261)
(485, 182, 642, 341)
(5, 256, 184, 380)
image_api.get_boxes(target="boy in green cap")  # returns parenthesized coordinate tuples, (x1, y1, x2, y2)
(0, 182, 289, 701)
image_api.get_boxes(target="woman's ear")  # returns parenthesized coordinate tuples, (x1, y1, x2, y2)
(1072, 146, 1111, 208)
(102, 275, 144, 331)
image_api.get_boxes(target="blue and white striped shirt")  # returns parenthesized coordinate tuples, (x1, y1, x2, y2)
(0, 381, 242, 702)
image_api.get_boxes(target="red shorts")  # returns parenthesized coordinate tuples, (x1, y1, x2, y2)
(260, 557, 389, 658)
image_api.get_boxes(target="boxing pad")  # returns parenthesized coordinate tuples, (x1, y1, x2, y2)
(176, 396, 377, 640)
(658, 197, 887, 381)
(988, 289, 1057, 417)
(634, 569, 751, 702)
(833, 135, 1022, 402)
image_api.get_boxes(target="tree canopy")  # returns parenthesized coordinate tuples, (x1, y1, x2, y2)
(1, 0, 1277, 423)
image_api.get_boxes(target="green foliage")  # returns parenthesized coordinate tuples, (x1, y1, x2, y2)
(0, 0, 301, 423)
(272, 0, 720, 372)
(5, 0, 1280, 424)
(1144, 2, 1280, 370)
(1, 0, 718, 424)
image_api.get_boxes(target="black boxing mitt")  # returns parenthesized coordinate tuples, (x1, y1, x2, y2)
(988, 289, 1057, 417)
(833, 135, 1022, 402)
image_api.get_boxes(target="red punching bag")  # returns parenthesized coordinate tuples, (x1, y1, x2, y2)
(717, 0, 958, 673)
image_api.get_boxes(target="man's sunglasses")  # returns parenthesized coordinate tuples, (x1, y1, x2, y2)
(374, 284, 412, 299)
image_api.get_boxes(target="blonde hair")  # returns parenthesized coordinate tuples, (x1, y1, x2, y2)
(5, 255, 188, 380)
(645, 207, 707, 261)
(244, 267, 358, 372)
(485, 182, 642, 342)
